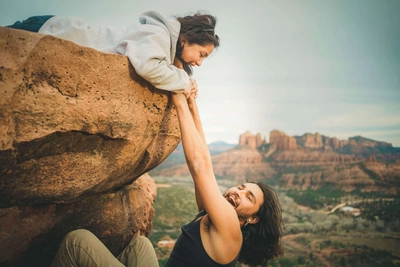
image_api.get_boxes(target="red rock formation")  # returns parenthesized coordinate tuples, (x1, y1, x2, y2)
(154, 146, 276, 182)
(301, 133, 323, 148)
(361, 160, 400, 187)
(256, 133, 266, 147)
(278, 164, 379, 192)
(269, 130, 297, 150)
(295, 133, 394, 153)
(239, 131, 265, 149)
(324, 136, 344, 150)
(211, 146, 276, 182)
(348, 136, 392, 148)
(295, 133, 345, 150)
(153, 126, 400, 195)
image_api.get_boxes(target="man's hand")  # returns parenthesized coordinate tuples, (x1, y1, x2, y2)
(171, 91, 187, 107)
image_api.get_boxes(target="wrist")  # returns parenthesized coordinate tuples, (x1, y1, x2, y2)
(188, 99, 196, 110)
(172, 93, 187, 108)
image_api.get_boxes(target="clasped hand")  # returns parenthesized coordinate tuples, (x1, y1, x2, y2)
(184, 78, 198, 99)
(174, 78, 198, 107)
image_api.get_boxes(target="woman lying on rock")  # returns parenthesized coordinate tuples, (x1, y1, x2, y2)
(49, 88, 284, 267)
(7, 11, 220, 96)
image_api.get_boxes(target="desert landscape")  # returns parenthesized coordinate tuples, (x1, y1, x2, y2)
(149, 131, 400, 267)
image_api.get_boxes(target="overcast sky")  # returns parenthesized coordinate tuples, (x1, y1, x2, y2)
(1, 0, 399, 146)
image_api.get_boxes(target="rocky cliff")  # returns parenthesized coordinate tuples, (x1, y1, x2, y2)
(239, 131, 265, 149)
(0, 27, 180, 266)
(154, 130, 400, 195)
(269, 130, 298, 151)
(267, 131, 400, 194)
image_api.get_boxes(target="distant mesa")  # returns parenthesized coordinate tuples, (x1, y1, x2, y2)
(269, 130, 297, 151)
(238, 130, 396, 154)
(152, 129, 400, 195)
(239, 131, 266, 149)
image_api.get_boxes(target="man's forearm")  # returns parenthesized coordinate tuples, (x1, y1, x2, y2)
(188, 99, 208, 148)
(173, 95, 211, 174)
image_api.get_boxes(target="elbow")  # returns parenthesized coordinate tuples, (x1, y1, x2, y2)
(187, 161, 200, 174)
(135, 66, 161, 84)
(186, 156, 212, 176)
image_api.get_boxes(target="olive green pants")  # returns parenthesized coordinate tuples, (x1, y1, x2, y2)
(51, 229, 159, 267)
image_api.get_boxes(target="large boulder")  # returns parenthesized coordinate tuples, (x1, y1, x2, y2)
(0, 173, 157, 266)
(0, 27, 180, 266)
(0, 27, 180, 206)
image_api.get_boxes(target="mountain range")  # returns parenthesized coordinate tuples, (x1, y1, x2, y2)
(150, 130, 400, 195)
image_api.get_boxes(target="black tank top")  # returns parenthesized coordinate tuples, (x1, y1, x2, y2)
(164, 211, 240, 267)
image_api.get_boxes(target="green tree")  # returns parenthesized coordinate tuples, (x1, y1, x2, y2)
(297, 255, 306, 264)
(279, 257, 295, 267)
(338, 256, 346, 267)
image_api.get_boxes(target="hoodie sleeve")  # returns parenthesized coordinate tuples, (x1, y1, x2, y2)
(116, 12, 189, 92)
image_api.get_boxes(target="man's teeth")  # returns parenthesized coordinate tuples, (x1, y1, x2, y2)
(229, 196, 236, 207)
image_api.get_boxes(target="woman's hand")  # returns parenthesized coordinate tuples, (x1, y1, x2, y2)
(184, 78, 198, 99)
(190, 79, 198, 99)
(187, 88, 197, 110)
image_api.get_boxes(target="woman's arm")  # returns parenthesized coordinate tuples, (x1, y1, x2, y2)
(124, 33, 189, 92)
(123, 13, 190, 92)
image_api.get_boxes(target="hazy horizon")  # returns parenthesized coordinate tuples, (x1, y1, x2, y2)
(202, 131, 400, 147)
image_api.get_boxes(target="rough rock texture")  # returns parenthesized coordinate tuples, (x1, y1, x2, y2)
(0, 27, 180, 206)
(0, 27, 180, 266)
(0, 173, 156, 266)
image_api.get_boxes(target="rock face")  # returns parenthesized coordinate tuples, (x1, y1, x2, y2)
(211, 146, 276, 182)
(239, 131, 265, 149)
(0, 173, 156, 266)
(153, 132, 275, 182)
(155, 145, 276, 182)
(269, 130, 297, 150)
(0, 27, 180, 265)
(294, 133, 394, 157)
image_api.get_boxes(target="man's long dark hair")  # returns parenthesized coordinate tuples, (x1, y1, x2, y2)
(175, 12, 220, 76)
(238, 182, 284, 266)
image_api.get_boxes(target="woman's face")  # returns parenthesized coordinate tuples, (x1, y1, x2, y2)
(181, 41, 214, 67)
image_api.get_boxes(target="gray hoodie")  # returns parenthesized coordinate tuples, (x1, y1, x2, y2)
(39, 11, 189, 92)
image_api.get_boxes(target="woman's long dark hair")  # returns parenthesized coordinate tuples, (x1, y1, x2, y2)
(238, 182, 284, 266)
(176, 12, 220, 76)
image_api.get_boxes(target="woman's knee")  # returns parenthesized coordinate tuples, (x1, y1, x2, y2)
(134, 236, 152, 247)
(64, 229, 96, 245)
(6, 15, 53, 32)
(127, 235, 156, 255)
